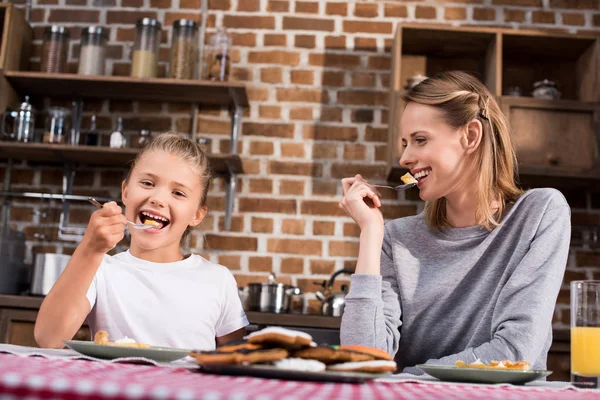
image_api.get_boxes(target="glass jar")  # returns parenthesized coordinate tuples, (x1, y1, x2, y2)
(78, 26, 107, 76)
(132, 129, 151, 148)
(44, 107, 71, 144)
(131, 18, 161, 78)
(41, 26, 70, 74)
(169, 19, 198, 80)
(201, 26, 231, 81)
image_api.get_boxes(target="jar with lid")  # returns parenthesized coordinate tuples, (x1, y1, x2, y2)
(44, 107, 71, 144)
(41, 26, 70, 74)
(201, 26, 231, 81)
(1, 96, 35, 143)
(169, 19, 198, 80)
(78, 26, 107, 76)
(131, 18, 161, 78)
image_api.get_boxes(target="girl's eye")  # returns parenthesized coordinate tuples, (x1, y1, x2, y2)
(141, 181, 153, 187)
(173, 191, 186, 197)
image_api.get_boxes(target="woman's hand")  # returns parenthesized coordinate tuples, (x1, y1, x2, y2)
(339, 174, 384, 231)
(81, 201, 127, 255)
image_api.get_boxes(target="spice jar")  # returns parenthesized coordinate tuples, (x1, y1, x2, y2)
(169, 19, 198, 80)
(201, 26, 231, 81)
(44, 107, 71, 144)
(131, 18, 161, 78)
(41, 26, 70, 74)
(78, 26, 107, 76)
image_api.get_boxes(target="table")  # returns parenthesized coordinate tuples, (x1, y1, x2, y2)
(0, 354, 598, 399)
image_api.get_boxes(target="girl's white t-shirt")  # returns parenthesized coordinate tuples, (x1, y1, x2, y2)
(85, 250, 248, 350)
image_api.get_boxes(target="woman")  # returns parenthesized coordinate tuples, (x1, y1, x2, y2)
(339, 71, 570, 374)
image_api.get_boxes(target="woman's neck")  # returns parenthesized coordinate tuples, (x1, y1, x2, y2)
(445, 191, 500, 228)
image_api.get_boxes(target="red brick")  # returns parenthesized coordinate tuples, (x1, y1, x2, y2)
(312, 180, 338, 195)
(344, 223, 361, 238)
(576, 251, 600, 266)
(283, 16, 335, 31)
(504, 9, 525, 22)
(330, 241, 359, 257)
(29, 8, 45, 22)
(313, 221, 335, 236)
(594, 14, 600, 27)
(249, 51, 300, 66)
(281, 143, 306, 158)
(280, 179, 305, 195)
(310, 260, 336, 275)
(355, 37, 377, 52)
(199, 118, 229, 134)
(365, 126, 387, 142)
(309, 53, 360, 68)
(312, 143, 338, 159)
(343, 20, 392, 34)
(301, 200, 346, 217)
(290, 107, 314, 120)
(276, 88, 329, 103)
(237, 0, 260, 11)
(209, 0, 230, 9)
(303, 125, 358, 141)
(264, 34, 287, 46)
(242, 158, 261, 174)
(344, 144, 366, 161)
(291, 70, 314, 84)
(268, 161, 323, 177)
(337, 90, 387, 106)
(268, 238, 322, 256)
(223, 15, 275, 29)
(415, 6, 436, 19)
(243, 122, 294, 138)
(231, 67, 252, 82)
(122, 0, 143, 6)
(49, 9, 100, 22)
(165, 12, 207, 26)
(384, 4, 407, 18)
(106, 10, 156, 24)
(260, 67, 283, 83)
(473, 7, 496, 21)
(295, 35, 316, 48)
(259, 105, 281, 119)
(231, 32, 256, 47)
(282, 219, 306, 235)
(532, 11, 555, 24)
(368, 55, 390, 71)
(180, 0, 200, 8)
(268, 0, 288, 12)
(296, 1, 319, 13)
(549, 0, 599, 9)
(252, 217, 273, 233)
(219, 255, 241, 270)
(326, 2, 347, 16)
(320, 107, 343, 122)
(218, 216, 244, 232)
(562, 13, 586, 26)
(492, 0, 541, 4)
(354, 3, 378, 18)
(445, 7, 467, 20)
(205, 235, 257, 251)
(330, 164, 387, 180)
(240, 198, 297, 214)
(325, 36, 346, 49)
(322, 71, 345, 86)
(249, 256, 272, 272)
(249, 141, 274, 155)
(249, 178, 273, 194)
(281, 258, 304, 274)
(10, 206, 33, 222)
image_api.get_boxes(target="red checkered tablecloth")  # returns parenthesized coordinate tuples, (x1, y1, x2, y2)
(0, 354, 599, 399)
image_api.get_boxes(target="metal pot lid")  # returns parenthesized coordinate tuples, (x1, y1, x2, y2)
(533, 79, 557, 88)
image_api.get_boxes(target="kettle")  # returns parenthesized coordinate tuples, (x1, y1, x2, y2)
(1, 96, 35, 143)
(314, 269, 352, 317)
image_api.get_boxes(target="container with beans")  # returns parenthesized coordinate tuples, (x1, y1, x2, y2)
(41, 26, 70, 74)
(78, 26, 107, 76)
(131, 18, 161, 78)
(169, 19, 198, 80)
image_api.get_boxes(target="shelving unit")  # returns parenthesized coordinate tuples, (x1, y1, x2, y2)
(388, 23, 600, 190)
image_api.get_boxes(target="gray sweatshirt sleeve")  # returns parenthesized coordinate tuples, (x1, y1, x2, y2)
(340, 225, 402, 356)
(404, 203, 571, 373)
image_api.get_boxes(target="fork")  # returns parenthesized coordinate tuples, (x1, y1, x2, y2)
(88, 197, 155, 230)
(371, 182, 417, 191)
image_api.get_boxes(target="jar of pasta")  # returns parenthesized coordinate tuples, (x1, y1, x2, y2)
(78, 26, 107, 76)
(41, 26, 70, 74)
(169, 19, 198, 80)
(131, 18, 161, 78)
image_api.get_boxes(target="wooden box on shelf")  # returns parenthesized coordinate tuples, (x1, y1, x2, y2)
(0, 3, 32, 113)
(387, 23, 600, 188)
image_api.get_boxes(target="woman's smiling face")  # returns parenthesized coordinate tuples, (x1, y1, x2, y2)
(399, 102, 475, 202)
(122, 150, 206, 255)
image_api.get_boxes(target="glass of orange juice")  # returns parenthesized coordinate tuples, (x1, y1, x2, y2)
(571, 280, 600, 389)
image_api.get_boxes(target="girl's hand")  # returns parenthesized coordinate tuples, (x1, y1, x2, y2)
(81, 201, 127, 255)
(339, 174, 384, 231)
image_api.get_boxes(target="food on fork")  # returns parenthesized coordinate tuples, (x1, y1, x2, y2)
(93, 330, 150, 348)
(143, 219, 160, 227)
(455, 359, 531, 370)
(401, 172, 418, 185)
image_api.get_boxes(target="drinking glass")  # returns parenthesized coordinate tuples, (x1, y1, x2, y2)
(571, 280, 600, 389)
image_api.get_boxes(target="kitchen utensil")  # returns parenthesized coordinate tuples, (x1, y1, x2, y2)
(0, 228, 26, 295)
(371, 183, 417, 191)
(88, 197, 155, 230)
(44, 106, 70, 144)
(532, 79, 561, 100)
(30, 253, 71, 295)
(1, 96, 35, 143)
(314, 269, 353, 317)
(247, 273, 302, 314)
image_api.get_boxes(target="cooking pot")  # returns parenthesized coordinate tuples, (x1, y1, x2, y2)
(247, 273, 302, 313)
(30, 253, 71, 295)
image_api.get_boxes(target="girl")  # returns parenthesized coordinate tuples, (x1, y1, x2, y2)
(35, 132, 248, 349)
(339, 71, 570, 374)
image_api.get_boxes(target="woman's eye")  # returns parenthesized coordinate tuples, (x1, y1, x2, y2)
(415, 138, 427, 145)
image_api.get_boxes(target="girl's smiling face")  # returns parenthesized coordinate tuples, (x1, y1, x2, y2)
(122, 150, 207, 260)
(399, 102, 478, 202)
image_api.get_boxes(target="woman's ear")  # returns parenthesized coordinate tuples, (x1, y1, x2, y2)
(461, 119, 483, 154)
(189, 206, 208, 227)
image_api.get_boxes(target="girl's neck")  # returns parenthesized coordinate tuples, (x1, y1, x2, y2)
(129, 244, 184, 263)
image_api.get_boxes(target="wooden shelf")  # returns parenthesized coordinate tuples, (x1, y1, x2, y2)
(3, 71, 249, 107)
(0, 142, 242, 174)
(500, 96, 599, 111)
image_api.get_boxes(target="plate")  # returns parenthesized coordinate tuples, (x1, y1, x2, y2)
(417, 364, 552, 384)
(63, 340, 191, 363)
(197, 363, 390, 383)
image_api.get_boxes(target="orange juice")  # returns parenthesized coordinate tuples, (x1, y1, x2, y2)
(571, 327, 600, 376)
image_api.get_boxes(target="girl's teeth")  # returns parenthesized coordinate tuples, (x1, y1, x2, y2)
(141, 211, 168, 222)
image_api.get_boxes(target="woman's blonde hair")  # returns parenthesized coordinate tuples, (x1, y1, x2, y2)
(401, 71, 523, 231)
(125, 132, 213, 246)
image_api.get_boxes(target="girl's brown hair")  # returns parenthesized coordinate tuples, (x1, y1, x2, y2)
(125, 132, 213, 247)
(401, 71, 523, 231)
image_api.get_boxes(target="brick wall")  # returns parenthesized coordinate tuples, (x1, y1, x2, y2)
(2, 0, 600, 322)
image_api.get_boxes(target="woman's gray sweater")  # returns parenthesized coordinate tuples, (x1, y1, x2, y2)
(340, 188, 571, 374)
